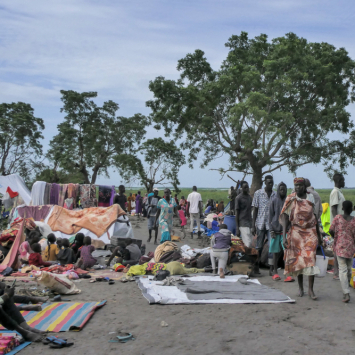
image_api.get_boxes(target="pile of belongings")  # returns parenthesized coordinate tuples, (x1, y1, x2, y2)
(0, 218, 36, 247)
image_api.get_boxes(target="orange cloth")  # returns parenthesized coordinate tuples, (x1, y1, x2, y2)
(47, 205, 125, 237)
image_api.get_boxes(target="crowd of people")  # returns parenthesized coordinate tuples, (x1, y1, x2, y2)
(116, 172, 354, 303)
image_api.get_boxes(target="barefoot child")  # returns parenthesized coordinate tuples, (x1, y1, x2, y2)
(76, 236, 97, 270)
(178, 206, 187, 238)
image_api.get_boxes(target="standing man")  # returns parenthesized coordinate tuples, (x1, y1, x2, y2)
(146, 188, 161, 244)
(251, 175, 276, 273)
(268, 182, 292, 280)
(330, 173, 346, 280)
(235, 181, 253, 248)
(187, 186, 203, 239)
(114, 185, 127, 212)
(305, 179, 323, 220)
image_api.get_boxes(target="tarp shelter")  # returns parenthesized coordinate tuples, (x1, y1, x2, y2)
(0, 174, 31, 205)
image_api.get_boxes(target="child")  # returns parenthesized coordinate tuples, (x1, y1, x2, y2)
(211, 215, 220, 231)
(178, 206, 187, 239)
(42, 233, 60, 262)
(57, 239, 76, 265)
(28, 243, 51, 267)
(329, 200, 355, 303)
(71, 233, 85, 261)
(76, 237, 97, 270)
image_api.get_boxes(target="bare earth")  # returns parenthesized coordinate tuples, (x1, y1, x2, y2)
(14, 216, 355, 355)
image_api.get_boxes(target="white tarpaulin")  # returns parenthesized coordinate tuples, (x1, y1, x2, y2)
(136, 275, 295, 304)
(0, 174, 31, 205)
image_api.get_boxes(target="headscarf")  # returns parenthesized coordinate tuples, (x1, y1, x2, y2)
(293, 177, 305, 184)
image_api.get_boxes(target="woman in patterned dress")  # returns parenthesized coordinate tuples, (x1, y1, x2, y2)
(154, 188, 178, 244)
(280, 177, 323, 300)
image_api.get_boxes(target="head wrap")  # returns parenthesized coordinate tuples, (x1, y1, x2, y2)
(153, 188, 159, 192)
(293, 177, 305, 185)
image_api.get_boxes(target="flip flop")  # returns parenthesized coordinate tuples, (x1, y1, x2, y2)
(43, 336, 61, 345)
(284, 276, 295, 282)
(108, 280, 115, 285)
(47, 338, 72, 348)
(272, 274, 281, 281)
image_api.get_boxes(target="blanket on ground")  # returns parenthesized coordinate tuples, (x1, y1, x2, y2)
(47, 205, 125, 237)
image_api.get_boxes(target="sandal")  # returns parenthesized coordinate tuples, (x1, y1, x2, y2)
(49, 339, 74, 348)
(272, 274, 281, 281)
(284, 276, 295, 282)
(108, 280, 115, 285)
(43, 336, 62, 345)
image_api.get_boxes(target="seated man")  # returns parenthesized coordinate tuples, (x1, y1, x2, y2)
(107, 239, 142, 267)
(0, 284, 44, 342)
(106, 242, 130, 267)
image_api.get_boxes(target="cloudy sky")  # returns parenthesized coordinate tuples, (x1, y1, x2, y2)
(1, 0, 355, 188)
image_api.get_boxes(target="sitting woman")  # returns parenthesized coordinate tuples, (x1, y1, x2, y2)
(217, 200, 225, 213)
(210, 224, 231, 278)
(76, 236, 97, 270)
(42, 233, 60, 262)
(28, 243, 51, 268)
(57, 239, 76, 265)
(106, 242, 130, 267)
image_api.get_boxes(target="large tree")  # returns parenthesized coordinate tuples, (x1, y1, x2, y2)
(48, 90, 148, 184)
(118, 138, 185, 192)
(0, 102, 44, 181)
(147, 32, 355, 193)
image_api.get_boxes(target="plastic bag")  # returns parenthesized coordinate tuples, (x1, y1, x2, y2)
(350, 268, 355, 289)
(32, 271, 81, 294)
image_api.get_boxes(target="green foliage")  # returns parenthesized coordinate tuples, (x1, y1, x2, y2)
(118, 138, 185, 192)
(47, 90, 148, 184)
(147, 32, 355, 193)
(0, 102, 44, 182)
(34, 168, 85, 185)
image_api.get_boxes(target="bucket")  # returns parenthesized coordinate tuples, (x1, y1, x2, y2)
(316, 255, 329, 277)
(224, 215, 236, 235)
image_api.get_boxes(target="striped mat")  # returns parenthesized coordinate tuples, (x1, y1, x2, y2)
(1, 301, 106, 332)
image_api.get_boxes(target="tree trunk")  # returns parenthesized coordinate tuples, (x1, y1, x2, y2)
(91, 166, 100, 184)
(250, 167, 263, 196)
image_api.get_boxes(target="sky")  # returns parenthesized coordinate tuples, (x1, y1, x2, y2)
(1, 0, 355, 188)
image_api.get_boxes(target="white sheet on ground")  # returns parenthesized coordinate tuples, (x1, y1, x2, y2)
(0, 174, 31, 205)
(137, 275, 295, 304)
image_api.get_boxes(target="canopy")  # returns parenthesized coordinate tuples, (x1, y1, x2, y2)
(0, 174, 31, 205)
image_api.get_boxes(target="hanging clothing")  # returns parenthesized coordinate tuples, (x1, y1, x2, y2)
(6, 187, 18, 199)
(64, 198, 74, 210)
(67, 183, 79, 208)
(31, 181, 46, 206)
(50, 183, 60, 205)
(98, 185, 113, 207)
(43, 183, 52, 205)
(79, 185, 97, 208)
(109, 186, 115, 206)
(58, 184, 68, 207)
(321, 203, 331, 235)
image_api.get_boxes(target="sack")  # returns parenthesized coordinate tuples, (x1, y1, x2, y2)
(32, 271, 81, 294)
(196, 254, 212, 268)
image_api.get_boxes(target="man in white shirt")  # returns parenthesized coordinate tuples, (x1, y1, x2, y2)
(330, 173, 346, 280)
(187, 186, 203, 239)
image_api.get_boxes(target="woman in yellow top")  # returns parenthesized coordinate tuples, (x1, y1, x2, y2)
(42, 233, 60, 262)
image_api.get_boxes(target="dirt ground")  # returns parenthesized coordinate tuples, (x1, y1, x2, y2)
(14, 215, 355, 355)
